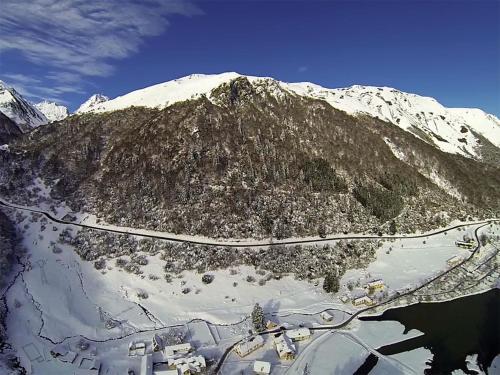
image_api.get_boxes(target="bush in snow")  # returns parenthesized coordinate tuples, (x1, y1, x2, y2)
(202, 274, 214, 284)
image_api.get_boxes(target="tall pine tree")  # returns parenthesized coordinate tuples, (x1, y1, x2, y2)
(251, 303, 265, 332)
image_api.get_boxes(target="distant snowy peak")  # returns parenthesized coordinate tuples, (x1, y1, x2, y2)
(0, 80, 48, 130)
(34, 100, 69, 122)
(74, 73, 500, 160)
(76, 94, 110, 114)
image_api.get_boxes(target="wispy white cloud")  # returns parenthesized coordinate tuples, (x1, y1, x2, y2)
(0, 0, 201, 102)
(298, 66, 308, 73)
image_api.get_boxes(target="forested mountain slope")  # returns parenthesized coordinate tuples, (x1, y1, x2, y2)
(1, 77, 499, 238)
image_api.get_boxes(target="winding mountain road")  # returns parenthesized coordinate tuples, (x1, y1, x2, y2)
(0, 197, 497, 248)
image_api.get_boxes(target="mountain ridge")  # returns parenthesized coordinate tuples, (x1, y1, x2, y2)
(74, 73, 500, 161)
(2, 76, 498, 239)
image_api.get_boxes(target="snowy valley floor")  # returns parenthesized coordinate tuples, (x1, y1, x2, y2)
(1, 206, 499, 374)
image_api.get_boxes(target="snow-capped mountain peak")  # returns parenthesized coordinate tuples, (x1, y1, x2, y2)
(34, 100, 69, 122)
(75, 94, 110, 114)
(73, 73, 500, 160)
(0, 80, 48, 130)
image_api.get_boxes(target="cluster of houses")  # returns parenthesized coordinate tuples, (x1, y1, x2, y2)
(351, 279, 386, 307)
(129, 335, 206, 375)
(233, 326, 313, 374)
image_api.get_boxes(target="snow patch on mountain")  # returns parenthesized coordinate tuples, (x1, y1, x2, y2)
(74, 73, 500, 160)
(76, 94, 109, 114)
(0, 80, 48, 130)
(34, 100, 69, 122)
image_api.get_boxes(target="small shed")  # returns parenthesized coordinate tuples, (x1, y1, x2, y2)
(320, 311, 334, 322)
(447, 255, 463, 267)
(266, 319, 279, 330)
(253, 360, 271, 374)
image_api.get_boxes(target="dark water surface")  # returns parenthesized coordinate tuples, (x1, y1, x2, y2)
(356, 289, 500, 374)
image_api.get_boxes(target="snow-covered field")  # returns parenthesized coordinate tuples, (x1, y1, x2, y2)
(3, 205, 497, 374)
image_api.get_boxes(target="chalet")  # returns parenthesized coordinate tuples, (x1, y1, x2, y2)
(152, 334, 164, 352)
(366, 279, 384, 290)
(447, 255, 463, 267)
(163, 343, 193, 358)
(273, 333, 296, 360)
(253, 360, 271, 374)
(320, 311, 334, 322)
(353, 295, 373, 307)
(286, 328, 311, 342)
(234, 336, 265, 357)
(340, 295, 350, 303)
(140, 355, 153, 375)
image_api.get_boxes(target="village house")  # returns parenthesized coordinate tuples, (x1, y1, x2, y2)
(140, 354, 153, 375)
(253, 360, 271, 374)
(353, 295, 373, 307)
(320, 311, 334, 322)
(129, 341, 147, 356)
(366, 279, 385, 290)
(166, 355, 206, 374)
(234, 336, 265, 357)
(163, 343, 193, 358)
(273, 333, 296, 360)
(447, 255, 464, 267)
(285, 328, 311, 342)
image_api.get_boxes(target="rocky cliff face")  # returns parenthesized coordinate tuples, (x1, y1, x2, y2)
(0, 81, 47, 131)
(2, 77, 499, 238)
(0, 112, 22, 145)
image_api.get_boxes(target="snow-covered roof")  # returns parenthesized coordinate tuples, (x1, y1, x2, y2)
(273, 333, 296, 357)
(235, 335, 264, 355)
(163, 342, 192, 357)
(253, 360, 271, 374)
(367, 279, 384, 287)
(286, 327, 311, 340)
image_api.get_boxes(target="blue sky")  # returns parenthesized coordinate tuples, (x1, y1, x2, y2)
(1, 0, 499, 115)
